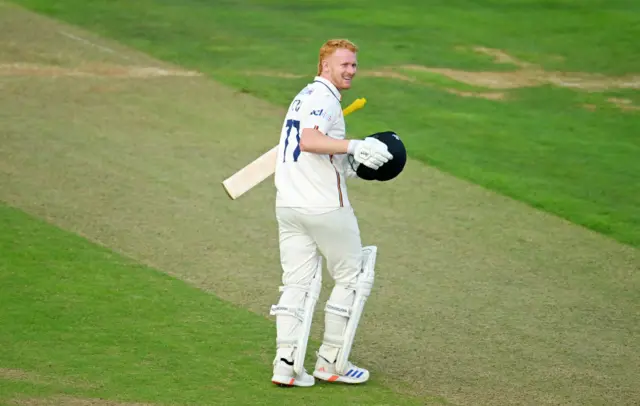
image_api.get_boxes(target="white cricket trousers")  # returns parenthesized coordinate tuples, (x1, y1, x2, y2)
(274, 206, 363, 363)
(276, 206, 363, 286)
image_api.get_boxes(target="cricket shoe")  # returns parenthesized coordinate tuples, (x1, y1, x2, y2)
(271, 358, 315, 387)
(313, 355, 370, 384)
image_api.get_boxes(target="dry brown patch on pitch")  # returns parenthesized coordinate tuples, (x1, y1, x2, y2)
(581, 98, 640, 113)
(396, 63, 640, 91)
(361, 69, 418, 83)
(0, 368, 41, 382)
(0, 62, 202, 78)
(607, 97, 640, 112)
(11, 395, 156, 406)
(243, 68, 507, 100)
(243, 47, 638, 104)
(359, 64, 640, 92)
(469, 45, 535, 68)
(0, 368, 97, 389)
(444, 88, 507, 100)
(242, 70, 306, 79)
(0, 368, 60, 387)
(244, 68, 420, 83)
(398, 46, 640, 91)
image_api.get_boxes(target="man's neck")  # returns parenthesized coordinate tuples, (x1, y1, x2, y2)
(318, 74, 339, 89)
(317, 75, 342, 95)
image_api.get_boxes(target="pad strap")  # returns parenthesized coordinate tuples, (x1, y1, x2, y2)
(269, 304, 303, 321)
(324, 302, 351, 317)
(278, 284, 310, 293)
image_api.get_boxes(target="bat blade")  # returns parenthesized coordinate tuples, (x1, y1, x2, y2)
(222, 146, 278, 200)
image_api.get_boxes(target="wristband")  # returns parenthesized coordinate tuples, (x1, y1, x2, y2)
(347, 139, 361, 155)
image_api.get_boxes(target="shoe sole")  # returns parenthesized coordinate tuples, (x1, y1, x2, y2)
(271, 374, 315, 387)
(313, 370, 369, 384)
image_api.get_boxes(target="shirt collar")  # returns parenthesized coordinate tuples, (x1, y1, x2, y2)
(313, 76, 342, 102)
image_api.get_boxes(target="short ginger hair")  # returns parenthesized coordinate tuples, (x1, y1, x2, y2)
(317, 39, 359, 75)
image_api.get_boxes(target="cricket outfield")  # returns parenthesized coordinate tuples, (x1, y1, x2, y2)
(1, 1, 639, 405)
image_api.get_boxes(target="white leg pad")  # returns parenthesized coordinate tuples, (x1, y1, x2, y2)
(335, 245, 376, 374)
(318, 246, 377, 375)
(269, 256, 323, 375)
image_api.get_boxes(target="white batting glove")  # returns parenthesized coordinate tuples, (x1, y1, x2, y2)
(348, 138, 393, 170)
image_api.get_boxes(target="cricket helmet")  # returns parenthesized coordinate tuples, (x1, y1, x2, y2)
(352, 131, 407, 181)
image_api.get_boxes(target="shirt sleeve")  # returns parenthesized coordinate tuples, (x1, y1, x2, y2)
(300, 95, 340, 135)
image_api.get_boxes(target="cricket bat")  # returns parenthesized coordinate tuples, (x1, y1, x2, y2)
(222, 97, 367, 200)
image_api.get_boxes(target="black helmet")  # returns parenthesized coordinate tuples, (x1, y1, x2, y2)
(351, 131, 407, 181)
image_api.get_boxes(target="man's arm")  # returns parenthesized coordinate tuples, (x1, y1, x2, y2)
(299, 128, 393, 171)
(297, 96, 392, 167)
(299, 128, 351, 155)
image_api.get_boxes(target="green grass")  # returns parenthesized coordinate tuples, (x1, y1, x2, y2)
(0, 203, 436, 405)
(10, 0, 640, 247)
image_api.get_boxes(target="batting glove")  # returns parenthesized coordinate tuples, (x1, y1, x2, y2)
(348, 138, 393, 170)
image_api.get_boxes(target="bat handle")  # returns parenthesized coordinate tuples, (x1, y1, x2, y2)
(343, 97, 367, 116)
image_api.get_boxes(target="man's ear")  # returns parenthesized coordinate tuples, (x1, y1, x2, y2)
(322, 59, 329, 73)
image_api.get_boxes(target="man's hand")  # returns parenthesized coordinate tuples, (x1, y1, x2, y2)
(348, 138, 393, 170)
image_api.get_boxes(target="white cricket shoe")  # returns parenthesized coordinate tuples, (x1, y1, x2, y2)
(313, 355, 370, 384)
(271, 358, 315, 387)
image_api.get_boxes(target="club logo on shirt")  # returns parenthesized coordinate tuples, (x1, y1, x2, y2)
(310, 109, 332, 121)
(299, 87, 315, 96)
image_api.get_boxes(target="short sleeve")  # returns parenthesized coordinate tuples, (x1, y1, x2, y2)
(300, 95, 340, 135)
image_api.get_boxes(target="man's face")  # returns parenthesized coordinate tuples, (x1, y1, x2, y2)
(324, 48, 357, 91)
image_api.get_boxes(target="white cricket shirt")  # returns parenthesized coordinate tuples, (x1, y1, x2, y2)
(274, 76, 352, 211)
